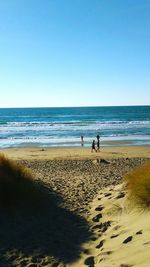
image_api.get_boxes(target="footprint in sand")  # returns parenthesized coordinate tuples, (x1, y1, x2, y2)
(136, 230, 142, 235)
(97, 251, 113, 262)
(116, 192, 125, 199)
(91, 236, 97, 241)
(96, 239, 105, 249)
(95, 205, 104, 212)
(101, 250, 113, 256)
(120, 264, 133, 267)
(84, 256, 94, 266)
(83, 249, 90, 255)
(104, 193, 112, 197)
(92, 213, 102, 222)
(113, 225, 121, 231)
(123, 236, 133, 244)
(100, 221, 111, 232)
(110, 234, 119, 239)
(143, 241, 150, 245)
(92, 221, 111, 232)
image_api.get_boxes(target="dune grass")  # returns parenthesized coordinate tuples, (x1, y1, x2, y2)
(125, 160, 150, 207)
(0, 154, 41, 211)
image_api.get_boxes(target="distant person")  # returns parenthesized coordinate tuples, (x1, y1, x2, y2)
(96, 134, 100, 152)
(81, 135, 84, 146)
(91, 140, 97, 152)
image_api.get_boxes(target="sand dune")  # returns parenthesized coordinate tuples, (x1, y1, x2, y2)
(69, 183, 150, 267)
(0, 146, 150, 266)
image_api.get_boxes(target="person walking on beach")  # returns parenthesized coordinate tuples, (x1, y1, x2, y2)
(91, 140, 97, 152)
(81, 135, 84, 146)
(96, 134, 100, 152)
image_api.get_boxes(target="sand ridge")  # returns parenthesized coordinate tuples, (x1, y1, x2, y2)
(69, 183, 150, 267)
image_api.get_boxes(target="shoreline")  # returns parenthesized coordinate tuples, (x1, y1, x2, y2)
(1, 145, 150, 160)
(1, 138, 150, 149)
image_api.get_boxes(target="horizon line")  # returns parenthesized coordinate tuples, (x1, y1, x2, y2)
(0, 104, 150, 109)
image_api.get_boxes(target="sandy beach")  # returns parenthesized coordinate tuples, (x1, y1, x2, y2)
(1, 0, 150, 265)
(0, 146, 150, 267)
(1, 145, 150, 160)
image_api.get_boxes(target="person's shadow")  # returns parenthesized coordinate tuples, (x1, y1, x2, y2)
(0, 180, 93, 266)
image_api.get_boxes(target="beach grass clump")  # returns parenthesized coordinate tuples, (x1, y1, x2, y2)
(0, 154, 40, 210)
(125, 160, 150, 207)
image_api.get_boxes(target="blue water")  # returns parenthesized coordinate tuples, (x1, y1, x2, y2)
(0, 106, 150, 148)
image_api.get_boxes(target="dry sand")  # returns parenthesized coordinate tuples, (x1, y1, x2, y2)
(70, 183, 150, 267)
(1, 145, 150, 160)
(0, 146, 150, 267)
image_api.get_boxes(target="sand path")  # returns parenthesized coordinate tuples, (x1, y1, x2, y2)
(0, 146, 150, 266)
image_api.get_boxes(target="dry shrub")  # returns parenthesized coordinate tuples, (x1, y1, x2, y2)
(0, 154, 41, 210)
(125, 160, 150, 207)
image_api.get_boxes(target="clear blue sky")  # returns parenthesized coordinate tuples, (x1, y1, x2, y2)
(0, 0, 150, 107)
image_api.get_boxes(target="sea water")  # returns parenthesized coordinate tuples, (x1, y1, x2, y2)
(0, 106, 150, 148)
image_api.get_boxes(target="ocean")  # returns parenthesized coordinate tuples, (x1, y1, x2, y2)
(0, 106, 150, 148)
